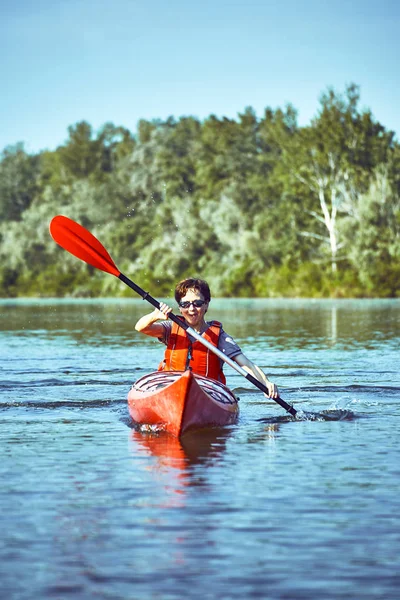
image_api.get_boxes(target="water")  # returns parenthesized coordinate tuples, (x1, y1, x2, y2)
(1, 298, 399, 599)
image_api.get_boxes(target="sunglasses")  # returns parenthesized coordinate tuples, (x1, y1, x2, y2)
(178, 300, 206, 309)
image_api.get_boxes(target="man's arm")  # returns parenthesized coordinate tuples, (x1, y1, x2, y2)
(233, 352, 279, 399)
(135, 302, 172, 339)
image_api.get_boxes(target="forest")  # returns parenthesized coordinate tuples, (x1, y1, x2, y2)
(1, 84, 399, 298)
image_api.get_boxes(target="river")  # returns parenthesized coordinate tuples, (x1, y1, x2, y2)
(1, 298, 399, 599)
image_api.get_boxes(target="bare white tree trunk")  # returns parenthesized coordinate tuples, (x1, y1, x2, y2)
(296, 152, 352, 273)
(317, 185, 338, 271)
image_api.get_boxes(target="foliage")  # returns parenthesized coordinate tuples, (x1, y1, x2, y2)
(277, 85, 395, 274)
(0, 144, 41, 221)
(0, 85, 399, 298)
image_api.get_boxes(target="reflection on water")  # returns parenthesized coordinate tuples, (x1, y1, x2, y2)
(330, 306, 337, 345)
(131, 428, 233, 502)
(1, 298, 399, 350)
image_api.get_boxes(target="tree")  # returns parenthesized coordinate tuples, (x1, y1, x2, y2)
(346, 164, 400, 295)
(0, 144, 41, 221)
(195, 111, 259, 210)
(58, 121, 102, 179)
(97, 123, 136, 173)
(280, 84, 395, 272)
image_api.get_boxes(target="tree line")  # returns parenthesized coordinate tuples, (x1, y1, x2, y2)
(1, 84, 399, 298)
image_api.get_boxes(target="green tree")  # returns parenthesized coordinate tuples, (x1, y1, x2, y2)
(58, 121, 100, 178)
(347, 164, 400, 296)
(195, 110, 260, 214)
(97, 123, 135, 174)
(0, 144, 41, 221)
(280, 84, 395, 273)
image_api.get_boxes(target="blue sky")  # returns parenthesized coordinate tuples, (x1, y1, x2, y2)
(1, 0, 399, 153)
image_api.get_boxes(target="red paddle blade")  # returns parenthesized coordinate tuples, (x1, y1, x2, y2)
(49, 215, 120, 277)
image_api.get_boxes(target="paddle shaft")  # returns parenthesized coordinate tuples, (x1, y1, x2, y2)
(119, 273, 297, 417)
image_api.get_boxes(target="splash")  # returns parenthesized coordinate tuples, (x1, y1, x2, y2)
(257, 408, 357, 424)
(295, 408, 356, 421)
(139, 423, 166, 434)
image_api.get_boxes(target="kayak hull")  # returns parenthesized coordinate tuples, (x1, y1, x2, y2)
(127, 370, 239, 437)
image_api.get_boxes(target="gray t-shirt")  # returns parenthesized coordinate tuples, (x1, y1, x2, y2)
(159, 321, 242, 359)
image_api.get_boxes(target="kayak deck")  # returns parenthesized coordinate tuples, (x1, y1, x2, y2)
(127, 370, 239, 437)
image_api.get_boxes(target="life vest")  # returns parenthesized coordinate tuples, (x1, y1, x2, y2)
(158, 318, 226, 384)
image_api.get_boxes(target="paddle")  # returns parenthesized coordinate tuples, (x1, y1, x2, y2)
(49, 215, 297, 417)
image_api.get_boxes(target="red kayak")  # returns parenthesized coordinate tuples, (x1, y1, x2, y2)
(127, 370, 239, 437)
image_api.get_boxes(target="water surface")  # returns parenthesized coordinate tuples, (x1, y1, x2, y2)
(1, 299, 399, 599)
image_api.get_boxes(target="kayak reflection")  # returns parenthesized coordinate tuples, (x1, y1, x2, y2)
(130, 427, 233, 499)
(131, 426, 232, 468)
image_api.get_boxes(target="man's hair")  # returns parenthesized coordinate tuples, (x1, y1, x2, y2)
(174, 278, 211, 303)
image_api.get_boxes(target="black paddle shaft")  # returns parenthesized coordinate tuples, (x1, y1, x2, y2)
(119, 273, 189, 330)
(245, 373, 297, 416)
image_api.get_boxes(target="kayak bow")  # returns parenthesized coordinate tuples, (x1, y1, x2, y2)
(128, 370, 239, 436)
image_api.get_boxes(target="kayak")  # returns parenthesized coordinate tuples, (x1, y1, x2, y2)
(127, 370, 239, 437)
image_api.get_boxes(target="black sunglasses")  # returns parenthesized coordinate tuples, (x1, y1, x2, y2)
(178, 300, 206, 309)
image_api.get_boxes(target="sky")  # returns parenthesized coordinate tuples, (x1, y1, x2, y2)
(1, 0, 399, 153)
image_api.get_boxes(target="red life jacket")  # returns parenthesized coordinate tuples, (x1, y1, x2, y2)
(158, 318, 226, 384)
